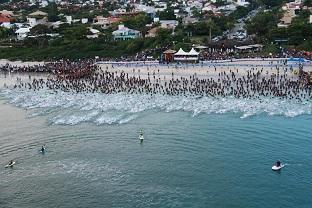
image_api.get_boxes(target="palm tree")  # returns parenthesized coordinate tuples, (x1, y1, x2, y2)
(206, 18, 215, 44)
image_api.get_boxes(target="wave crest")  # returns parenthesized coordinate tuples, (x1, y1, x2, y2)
(1, 88, 311, 125)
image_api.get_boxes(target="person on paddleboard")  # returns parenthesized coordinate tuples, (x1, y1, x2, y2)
(276, 160, 281, 167)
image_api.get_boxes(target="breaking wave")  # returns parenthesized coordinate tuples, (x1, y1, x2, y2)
(1, 88, 312, 125)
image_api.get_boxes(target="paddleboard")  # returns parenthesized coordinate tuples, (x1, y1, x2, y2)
(272, 164, 284, 171)
(139, 135, 144, 140)
(5, 161, 15, 168)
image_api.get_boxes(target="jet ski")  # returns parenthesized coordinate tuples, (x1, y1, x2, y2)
(272, 161, 284, 171)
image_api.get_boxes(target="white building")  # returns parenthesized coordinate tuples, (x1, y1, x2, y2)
(134, 4, 156, 18)
(236, 0, 250, 7)
(81, 18, 88, 24)
(27, 10, 48, 27)
(15, 27, 30, 40)
(159, 20, 178, 29)
(65, 16, 72, 24)
(87, 28, 100, 39)
(93, 16, 121, 29)
(112, 25, 141, 41)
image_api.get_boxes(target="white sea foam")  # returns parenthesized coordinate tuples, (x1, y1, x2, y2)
(1, 88, 312, 125)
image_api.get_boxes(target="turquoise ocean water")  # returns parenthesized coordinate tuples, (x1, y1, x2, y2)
(1, 77, 312, 208)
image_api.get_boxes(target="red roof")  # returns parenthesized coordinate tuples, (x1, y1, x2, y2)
(0, 14, 12, 23)
(107, 17, 122, 23)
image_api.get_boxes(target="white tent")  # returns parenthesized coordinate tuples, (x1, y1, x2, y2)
(175, 48, 188, 56)
(188, 48, 199, 56)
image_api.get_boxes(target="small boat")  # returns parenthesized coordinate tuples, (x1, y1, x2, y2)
(5, 161, 16, 168)
(272, 161, 284, 171)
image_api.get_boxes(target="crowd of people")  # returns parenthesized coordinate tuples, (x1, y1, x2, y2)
(0, 60, 96, 77)
(11, 62, 312, 101)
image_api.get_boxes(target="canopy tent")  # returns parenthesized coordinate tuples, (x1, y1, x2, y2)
(188, 48, 199, 56)
(175, 48, 188, 56)
(174, 48, 199, 62)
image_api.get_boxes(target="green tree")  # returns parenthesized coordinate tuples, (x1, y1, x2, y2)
(0, 27, 12, 39)
(59, 24, 88, 40)
(246, 11, 280, 37)
(206, 18, 215, 43)
(191, 7, 203, 19)
(30, 24, 52, 35)
(259, 0, 284, 8)
(122, 13, 151, 35)
(157, 6, 176, 20)
(46, 3, 60, 22)
(304, 0, 312, 6)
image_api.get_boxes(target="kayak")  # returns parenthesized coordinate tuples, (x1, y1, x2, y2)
(5, 161, 16, 168)
(272, 164, 284, 171)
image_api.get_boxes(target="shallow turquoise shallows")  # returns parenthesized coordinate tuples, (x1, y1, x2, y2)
(1, 91, 312, 208)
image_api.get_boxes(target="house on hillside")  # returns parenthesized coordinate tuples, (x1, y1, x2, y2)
(93, 16, 121, 29)
(183, 16, 199, 25)
(159, 20, 178, 29)
(146, 27, 159, 37)
(0, 14, 13, 24)
(236, 0, 250, 7)
(15, 27, 30, 40)
(0, 10, 14, 17)
(87, 28, 100, 39)
(134, 4, 156, 18)
(278, 0, 304, 28)
(112, 25, 141, 40)
(278, 9, 296, 28)
(27, 10, 48, 27)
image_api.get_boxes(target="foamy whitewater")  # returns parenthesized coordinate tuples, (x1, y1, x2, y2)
(1, 87, 312, 125)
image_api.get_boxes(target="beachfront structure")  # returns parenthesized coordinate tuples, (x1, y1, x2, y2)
(174, 48, 199, 62)
(15, 27, 30, 40)
(234, 44, 264, 53)
(112, 25, 141, 41)
(163, 49, 176, 62)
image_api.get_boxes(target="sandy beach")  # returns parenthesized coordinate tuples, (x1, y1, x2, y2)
(98, 58, 312, 80)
